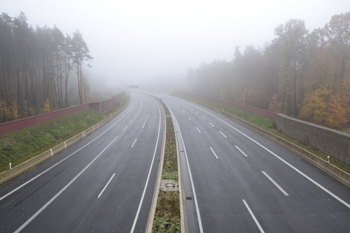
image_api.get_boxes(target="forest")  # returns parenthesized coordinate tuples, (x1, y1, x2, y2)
(0, 12, 92, 123)
(188, 11, 350, 129)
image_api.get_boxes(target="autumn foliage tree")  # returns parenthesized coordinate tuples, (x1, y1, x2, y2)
(188, 11, 350, 129)
(0, 12, 92, 123)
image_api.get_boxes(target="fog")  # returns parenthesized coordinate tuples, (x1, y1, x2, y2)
(2, 0, 350, 92)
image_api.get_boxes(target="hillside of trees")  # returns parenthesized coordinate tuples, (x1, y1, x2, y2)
(0, 12, 92, 123)
(188, 11, 350, 129)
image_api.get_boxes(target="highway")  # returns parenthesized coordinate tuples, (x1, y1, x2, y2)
(158, 94, 350, 233)
(0, 92, 164, 233)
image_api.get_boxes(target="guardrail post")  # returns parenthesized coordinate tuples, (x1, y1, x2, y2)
(64, 141, 67, 149)
(50, 149, 53, 156)
(327, 155, 330, 163)
(9, 162, 11, 169)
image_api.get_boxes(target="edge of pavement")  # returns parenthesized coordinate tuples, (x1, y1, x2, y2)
(0, 98, 130, 185)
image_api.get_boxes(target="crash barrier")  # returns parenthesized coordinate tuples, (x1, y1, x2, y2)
(176, 91, 276, 120)
(0, 98, 130, 185)
(185, 99, 350, 188)
(0, 92, 124, 136)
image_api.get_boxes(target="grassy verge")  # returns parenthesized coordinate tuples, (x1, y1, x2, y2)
(152, 101, 180, 232)
(173, 92, 350, 174)
(0, 93, 130, 173)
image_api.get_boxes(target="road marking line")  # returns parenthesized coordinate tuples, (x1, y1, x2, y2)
(14, 135, 119, 233)
(98, 173, 115, 198)
(142, 122, 146, 129)
(131, 138, 137, 148)
(130, 99, 162, 233)
(219, 131, 227, 138)
(187, 102, 350, 209)
(196, 127, 201, 133)
(210, 147, 219, 159)
(188, 117, 192, 121)
(182, 110, 185, 113)
(0, 101, 135, 201)
(201, 116, 206, 120)
(195, 111, 199, 114)
(209, 122, 214, 127)
(123, 126, 127, 131)
(262, 171, 289, 196)
(235, 146, 248, 157)
(168, 108, 204, 233)
(243, 199, 265, 233)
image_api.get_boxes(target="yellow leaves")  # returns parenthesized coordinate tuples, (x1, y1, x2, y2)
(43, 98, 50, 113)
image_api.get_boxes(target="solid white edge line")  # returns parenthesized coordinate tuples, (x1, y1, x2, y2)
(170, 108, 204, 233)
(210, 147, 219, 159)
(130, 98, 161, 233)
(243, 199, 265, 233)
(98, 173, 116, 198)
(0, 100, 135, 202)
(219, 131, 227, 138)
(14, 135, 119, 233)
(261, 171, 289, 196)
(131, 138, 137, 148)
(235, 145, 248, 157)
(196, 127, 201, 133)
(186, 101, 350, 209)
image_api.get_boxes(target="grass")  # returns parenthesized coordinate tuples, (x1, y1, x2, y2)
(153, 100, 180, 232)
(0, 93, 130, 173)
(173, 92, 350, 174)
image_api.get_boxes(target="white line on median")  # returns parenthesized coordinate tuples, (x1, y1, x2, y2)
(243, 199, 265, 233)
(186, 102, 350, 209)
(209, 122, 214, 127)
(98, 173, 115, 198)
(131, 138, 137, 148)
(219, 131, 227, 138)
(235, 146, 248, 157)
(196, 127, 201, 133)
(14, 135, 119, 233)
(262, 171, 289, 196)
(210, 147, 219, 159)
(168, 108, 204, 233)
(130, 98, 162, 233)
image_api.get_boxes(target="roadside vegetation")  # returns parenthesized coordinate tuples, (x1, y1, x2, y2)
(0, 93, 129, 173)
(152, 101, 180, 232)
(174, 92, 350, 174)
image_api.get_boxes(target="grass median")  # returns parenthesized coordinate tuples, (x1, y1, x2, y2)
(152, 101, 180, 232)
(0, 93, 129, 174)
(173, 92, 350, 174)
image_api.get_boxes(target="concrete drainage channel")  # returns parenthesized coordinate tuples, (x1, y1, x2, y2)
(0, 99, 130, 185)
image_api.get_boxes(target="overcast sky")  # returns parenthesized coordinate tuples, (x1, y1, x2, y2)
(1, 0, 350, 88)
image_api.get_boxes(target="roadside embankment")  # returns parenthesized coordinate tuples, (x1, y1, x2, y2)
(0, 93, 129, 184)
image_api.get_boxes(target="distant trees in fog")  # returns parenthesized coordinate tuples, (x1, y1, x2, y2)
(188, 11, 350, 128)
(0, 12, 92, 122)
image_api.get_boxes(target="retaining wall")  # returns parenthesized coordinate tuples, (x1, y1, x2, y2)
(276, 114, 350, 166)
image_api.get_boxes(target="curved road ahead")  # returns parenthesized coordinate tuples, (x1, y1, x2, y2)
(158, 93, 350, 233)
(0, 92, 164, 233)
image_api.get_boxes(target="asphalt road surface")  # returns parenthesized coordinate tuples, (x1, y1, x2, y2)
(158, 93, 350, 233)
(0, 92, 164, 233)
